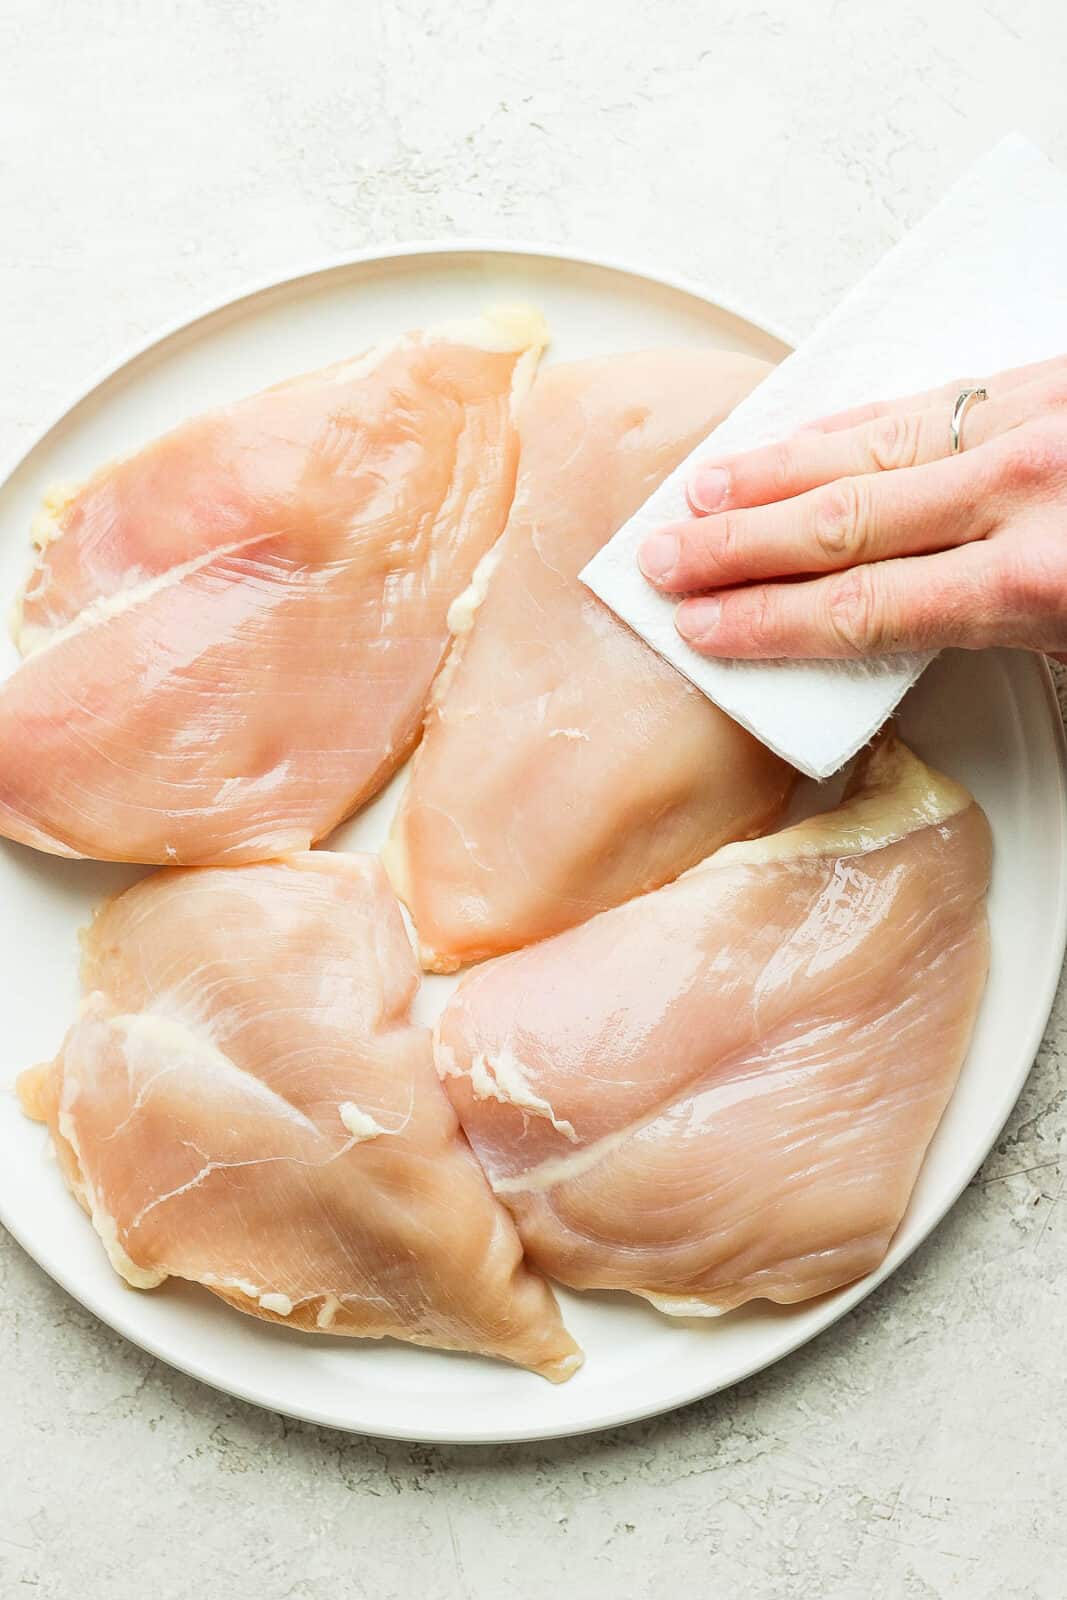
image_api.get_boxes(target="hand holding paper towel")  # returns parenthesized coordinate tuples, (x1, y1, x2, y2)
(582, 134, 1067, 779)
(642, 354, 1067, 661)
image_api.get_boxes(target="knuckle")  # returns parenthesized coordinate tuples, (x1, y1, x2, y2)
(811, 478, 866, 562)
(867, 412, 921, 473)
(826, 567, 887, 655)
(994, 427, 1067, 489)
(1040, 374, 1067, 410)
(996, 555, 1060, 617)
(711, 512, 742, 575)
(740, 585, 779, 654)
(764, 441, 800, 495)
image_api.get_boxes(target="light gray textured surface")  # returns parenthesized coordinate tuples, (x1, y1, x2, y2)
(2, 3, 1066, 1596)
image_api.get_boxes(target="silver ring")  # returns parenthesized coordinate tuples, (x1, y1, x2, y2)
(951, 386, 988, 454)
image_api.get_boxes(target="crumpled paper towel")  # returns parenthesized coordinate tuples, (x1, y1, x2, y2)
(581, 133, 1067, 779)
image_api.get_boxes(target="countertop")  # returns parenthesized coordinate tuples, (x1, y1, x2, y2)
(2, 3, 1066, 1596)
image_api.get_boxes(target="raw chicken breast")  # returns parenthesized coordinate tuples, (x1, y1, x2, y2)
(385, 349, 795, 971)
(0, 312, 545, 865)
(18, 852, 580, 1379)
(436, 737, 991, 1314)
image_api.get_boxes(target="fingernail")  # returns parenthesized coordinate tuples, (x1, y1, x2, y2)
(688, 465, 729, 513)
(638, 530, 679, 583)
(676, 597, 722, 645)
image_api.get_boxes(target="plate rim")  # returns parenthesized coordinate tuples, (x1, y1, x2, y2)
(0, 238, 796, 492)
(1, 243, 1065, 1446)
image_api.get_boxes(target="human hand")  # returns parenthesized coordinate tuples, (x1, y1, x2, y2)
(637, 356, 1067, 661)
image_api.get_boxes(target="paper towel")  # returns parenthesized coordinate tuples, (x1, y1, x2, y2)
(582, 133, 1067, 779)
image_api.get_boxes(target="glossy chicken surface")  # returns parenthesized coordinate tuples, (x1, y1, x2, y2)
(386, 348, 795, 970)
(19, 852, 580, 1379)
(1, 313, 545, 865)
(436, 738, 992, 1314)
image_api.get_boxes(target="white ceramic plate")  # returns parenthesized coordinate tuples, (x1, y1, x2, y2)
(1, 245, 1064, 1445)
